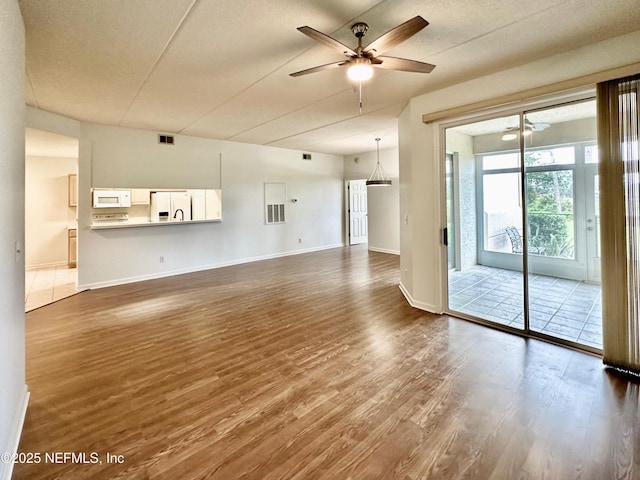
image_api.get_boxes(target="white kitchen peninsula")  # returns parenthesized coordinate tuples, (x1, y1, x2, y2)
(90, 188, 222, 229)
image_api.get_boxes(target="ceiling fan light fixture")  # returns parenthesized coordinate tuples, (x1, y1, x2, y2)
(347, 58, 373, 82)
(290, 17, 434, 111)
(501, 123, 539, 141)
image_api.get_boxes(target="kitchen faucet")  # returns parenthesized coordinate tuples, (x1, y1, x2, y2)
(173, 208, 184, 221)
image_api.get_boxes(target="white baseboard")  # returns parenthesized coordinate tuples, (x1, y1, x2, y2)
(79, 243, 346, 290)
(368, 246, 400, 255)
(0, 385, 30, 480)
(25, 261, 67, 271)
(399, 282, 438, 313)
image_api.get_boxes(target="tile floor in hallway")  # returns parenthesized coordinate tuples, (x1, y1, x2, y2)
(25, 266, 79, 312)
(448, 265, 602, 349)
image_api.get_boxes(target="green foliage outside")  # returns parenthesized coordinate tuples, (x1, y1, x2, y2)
(525, 153, 575, 258)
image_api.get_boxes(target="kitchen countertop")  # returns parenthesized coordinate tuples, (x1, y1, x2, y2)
(90, 219, 222, 230)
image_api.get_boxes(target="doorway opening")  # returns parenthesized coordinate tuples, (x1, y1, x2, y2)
(25, 128, 80, 311)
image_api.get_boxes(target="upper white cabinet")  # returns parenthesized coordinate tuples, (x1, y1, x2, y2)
(131, 188, 150, 205)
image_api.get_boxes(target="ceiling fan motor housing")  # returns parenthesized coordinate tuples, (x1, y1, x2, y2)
(351, 22, 369, 38)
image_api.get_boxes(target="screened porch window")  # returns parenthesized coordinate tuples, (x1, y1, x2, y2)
(479, 144, 594, 262)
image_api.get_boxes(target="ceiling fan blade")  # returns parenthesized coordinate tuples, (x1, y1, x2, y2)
(363, 16, 429, 57)
(524, 118, 551, 131)
(289, 61, 348, 77)
(532, 122, 551, 131)
(374, 56, 435, 73)
(297, 26, 357, 56)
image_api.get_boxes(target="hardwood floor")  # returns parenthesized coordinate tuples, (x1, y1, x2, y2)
(15, 246, 640, 479)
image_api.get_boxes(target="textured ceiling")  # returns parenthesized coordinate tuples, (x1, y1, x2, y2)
(20, 0, 640, 156)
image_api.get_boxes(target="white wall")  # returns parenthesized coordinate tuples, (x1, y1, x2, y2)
(398, 108, 414, 296)
(398, 101, 441, 312)
(25, 156, 77, 268)
(344, 147, 400, 254)
(399, 31, 640, 314)
(73, 123, 344, 288)
(0, 2, 27, 479)
(26, 107, 81, 140)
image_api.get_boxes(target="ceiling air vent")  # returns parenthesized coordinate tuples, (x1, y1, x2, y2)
(158, 134, 174, 145)
(302, 153, 312, 160)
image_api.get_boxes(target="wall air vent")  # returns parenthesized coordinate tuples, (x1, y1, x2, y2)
(158, 134, 175, 145)
(266, 203, 285, 223)
(264, 182, 286, 225)
(302, 153, 312, 160)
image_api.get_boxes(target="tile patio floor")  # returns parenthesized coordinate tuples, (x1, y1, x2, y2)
(448, 265, 602, 349)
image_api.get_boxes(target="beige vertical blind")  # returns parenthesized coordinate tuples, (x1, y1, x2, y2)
(598, 73, 640, 372)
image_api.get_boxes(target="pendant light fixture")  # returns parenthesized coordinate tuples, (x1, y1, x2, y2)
(366, 138, 392, 186)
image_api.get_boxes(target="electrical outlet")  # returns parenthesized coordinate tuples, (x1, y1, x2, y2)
(160, 256, 165, 263)
(298, 238, 302, 244)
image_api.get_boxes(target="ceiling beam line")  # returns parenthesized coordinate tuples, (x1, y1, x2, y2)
(117, 0, 201, 127)
(264, 101, 406, 147)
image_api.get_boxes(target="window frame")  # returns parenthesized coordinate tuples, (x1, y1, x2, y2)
(476, 140, 597, 279)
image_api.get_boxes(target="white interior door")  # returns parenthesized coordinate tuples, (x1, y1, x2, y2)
(585, 166, 601, 283)
(348, 179, 368, 245)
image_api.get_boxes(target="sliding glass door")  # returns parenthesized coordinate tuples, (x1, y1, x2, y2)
(445, 114, 525, 331)
(444, 97, 602, 351)
(524, 101, 601, 348)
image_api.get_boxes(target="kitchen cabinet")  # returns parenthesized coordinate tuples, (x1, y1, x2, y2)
(89, 187, 222, 228)
(68, 228, 77, 268)
(192, 189, 222, 220)
(131, 188, 150, 205)
(68, 174, 77, 207)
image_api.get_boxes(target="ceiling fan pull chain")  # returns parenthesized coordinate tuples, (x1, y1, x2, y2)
(359, 81, 363, 115)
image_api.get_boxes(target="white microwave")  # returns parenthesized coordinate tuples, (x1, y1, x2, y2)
(92, 189, 131, 208)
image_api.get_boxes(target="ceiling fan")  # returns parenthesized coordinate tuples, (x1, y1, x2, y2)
(501, 120, 551, 141)
(290, 15, 436, 81)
